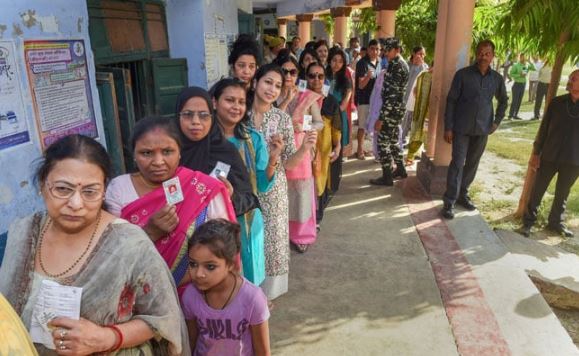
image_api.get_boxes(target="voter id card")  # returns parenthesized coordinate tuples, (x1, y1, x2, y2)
(298, 79, 307, 92)
(163, 177, 184, 205)
(302, 114, 313, 131)
(210, 161, 231, 179)
(265, 121, 278, 141)
(322, 83, 330, 97)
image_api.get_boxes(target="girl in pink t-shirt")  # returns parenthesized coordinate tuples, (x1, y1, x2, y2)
(181, 219, 271, 355)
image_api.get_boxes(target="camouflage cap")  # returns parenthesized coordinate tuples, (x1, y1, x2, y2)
(383, 37, 401, 51)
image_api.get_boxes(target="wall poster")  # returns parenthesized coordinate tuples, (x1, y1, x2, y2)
(0, 40, 30, 150)
(24, 39, 97, 149)
(205, 34, 231, 88)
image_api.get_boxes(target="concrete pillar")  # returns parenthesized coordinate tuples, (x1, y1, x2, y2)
(277, 18, 287, 39)
(373, 0, 401, 38)
(296, 14, 313, 42)
(416, 0, 476, 195)
(377, 10, 396, 38)
(330, 7, 352, 48)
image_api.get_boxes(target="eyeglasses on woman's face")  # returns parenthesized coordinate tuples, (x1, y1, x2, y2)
(178, 110, 212, 122)
(282, 68, 298, 77)
(307, 73, 325, 80)
(45, 182, 104, 202)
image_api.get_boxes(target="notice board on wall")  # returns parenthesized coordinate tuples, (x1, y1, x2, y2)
(204, 34, 236, 88)
(0, 40, 30, 151)
(24, 39, 98, 149)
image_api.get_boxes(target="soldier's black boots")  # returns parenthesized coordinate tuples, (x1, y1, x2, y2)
(392, 165, 408, 179)
(370, 167, 394, 186)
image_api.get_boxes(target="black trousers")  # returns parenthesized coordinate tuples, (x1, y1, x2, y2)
(443, 134, 488, 205)
(524, 160, 579, 226)
(509, 82, 526, 118)
(533, 82, 549, 119)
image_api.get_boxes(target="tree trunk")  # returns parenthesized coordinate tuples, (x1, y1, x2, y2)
(545, 30, 570, 107)
(514, 30, 570, 218)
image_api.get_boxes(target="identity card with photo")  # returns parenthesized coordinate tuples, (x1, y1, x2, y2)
(210, 161, 231, 179)
(163, 177, 184, 205)
(302, 114, 313, 131)
(298, 79, 308, 92)
(265, 121, 278, 141)
(322, 83, 330, 97)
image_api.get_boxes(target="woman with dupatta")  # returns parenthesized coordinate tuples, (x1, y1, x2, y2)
(406, 68, 433, 165)
(211, 78, 281, 285)
(248, 63, 317, 300)
(106, 117, 236, 287)
(307, 62, 342, 226)
(275, 54, 323, 253)
(2, 135, 187, 355)
(176, 87, 260, 219)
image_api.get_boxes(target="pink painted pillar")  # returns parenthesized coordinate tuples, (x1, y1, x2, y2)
(377, 10, 396, 38)
(296, 14, 313, 42)
(417, 0, 476, 194)
(331, 7, 352, 47)
(373, 0, 401, 38)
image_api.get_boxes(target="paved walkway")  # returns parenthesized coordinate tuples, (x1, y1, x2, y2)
(269, 158, 578, 355)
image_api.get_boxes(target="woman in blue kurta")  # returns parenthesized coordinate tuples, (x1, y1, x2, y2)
(211, 78, 281, 286)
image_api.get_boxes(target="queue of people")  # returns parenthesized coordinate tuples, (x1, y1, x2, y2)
(0, 33, 354, 355)
(1, 31, 575, 355)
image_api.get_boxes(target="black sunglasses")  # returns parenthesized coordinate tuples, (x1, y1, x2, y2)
(282, 68, 298, 76)
(307, 73, 324, 80)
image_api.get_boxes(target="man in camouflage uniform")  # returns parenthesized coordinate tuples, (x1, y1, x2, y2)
(370, 37, 409, 186)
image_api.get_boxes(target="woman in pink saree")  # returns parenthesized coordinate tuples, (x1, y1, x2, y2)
(275, 54, 323, 253)
(106, 117, 236, 286)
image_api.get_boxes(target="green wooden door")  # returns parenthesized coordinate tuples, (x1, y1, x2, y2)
(151, 58, 188, 117)
(238, 10, 255, 35)
(96, 72, 126, 177)
(96, 67, 136, 171)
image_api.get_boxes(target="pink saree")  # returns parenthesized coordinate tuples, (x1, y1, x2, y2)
(121, 167, 236, 284)
(285, 89, 321, 245)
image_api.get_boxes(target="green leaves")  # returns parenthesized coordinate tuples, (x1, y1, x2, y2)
(395, 0, 438, 61)
(497, 0, 579, 63)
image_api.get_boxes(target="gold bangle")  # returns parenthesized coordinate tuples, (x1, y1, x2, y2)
(269, 160, 279, 167)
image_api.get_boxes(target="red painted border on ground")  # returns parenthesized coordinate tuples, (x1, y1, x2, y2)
(402, 177, 512, 356)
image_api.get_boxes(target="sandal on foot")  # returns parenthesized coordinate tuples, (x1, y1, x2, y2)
(296, 244, 309, 253)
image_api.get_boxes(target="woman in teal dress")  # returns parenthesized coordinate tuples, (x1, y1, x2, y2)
(325, 48, 352, 192)
(211, 78, 282, 286)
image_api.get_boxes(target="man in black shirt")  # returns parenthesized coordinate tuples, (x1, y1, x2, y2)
(441, 40, 508, 219)
(354, 39, 380, 160)
(519, 69, 579, 237)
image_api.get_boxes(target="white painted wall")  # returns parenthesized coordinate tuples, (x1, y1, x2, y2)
(0, 1, 105, 243)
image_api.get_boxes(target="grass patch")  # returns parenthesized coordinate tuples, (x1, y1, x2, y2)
(481, 198, 513, 211)
(486, 131, 534, 166)
(469, 182, 484, 201)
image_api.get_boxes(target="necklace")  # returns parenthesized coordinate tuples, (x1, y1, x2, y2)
(204, 273, 238, 310)
(37, 211, 102, 279)
(137, 173, 160, 189)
